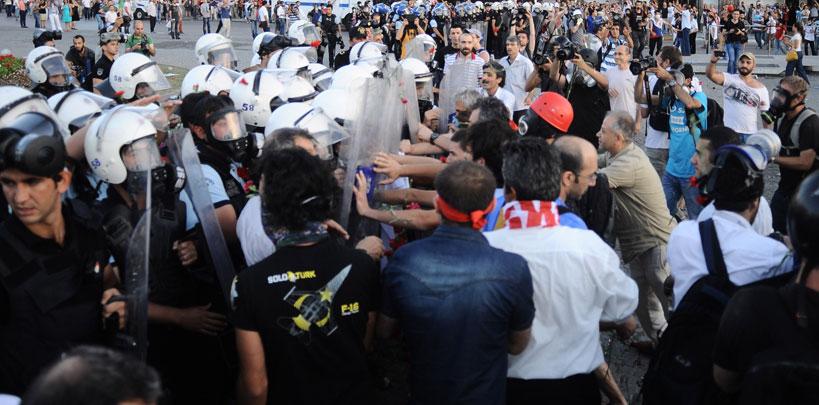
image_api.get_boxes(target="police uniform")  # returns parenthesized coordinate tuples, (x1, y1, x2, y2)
(92, 53, 115, 83)
(0, 206, 109, 395)
(320, 12, 339, 67)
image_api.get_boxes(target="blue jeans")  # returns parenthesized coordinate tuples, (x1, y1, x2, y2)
(680, 27, 691, 55)
(785, 52, 811, 85)
(277, 17, 286, 34)
(726, 41, 743, 74)
(95, 13, 104, 31)
(774, 39, 787, 54)
(202, 17, 210, 34)
(250, 19, 258, 37)
(662, 172, 702, 220)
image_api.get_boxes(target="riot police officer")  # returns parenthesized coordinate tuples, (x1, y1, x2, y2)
(0, 111, 125, 395)
(319, 4, 342, 68)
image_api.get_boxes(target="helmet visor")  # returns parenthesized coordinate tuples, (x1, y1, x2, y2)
(209, 109, 248, 142)
(303, 26, 322, 46)
(299, 108, 350, 159)
(0, 95, 69, 139)
(121, 136, 162, 172)
(41, 55, 72, 86)
(208, 47, 239, 70)
(131, 61, 172, 98)
(314, 74, 333, 92)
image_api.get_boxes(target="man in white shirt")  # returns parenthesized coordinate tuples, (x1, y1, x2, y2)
(443, 32, 485, 89)
(479, 60, 516, 119)
(575, 44, 639, 130)
(678, 3, 692, 55)
(484, 137, 638, 403)
(498, 35, 534, 122)
(668, 144, 793, 310)
(706, 51, 770, 142)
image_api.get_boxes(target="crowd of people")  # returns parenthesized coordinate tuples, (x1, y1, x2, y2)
(1, 0, 819, 404)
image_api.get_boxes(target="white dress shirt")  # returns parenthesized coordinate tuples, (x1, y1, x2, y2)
(498, 53, 534, 112)
(698, 196, 773, 237)
(668, 209, 792, 309)
(480, 86, 516, 119)
(236, 196, 276, 266)
(484, 226, 639, 379)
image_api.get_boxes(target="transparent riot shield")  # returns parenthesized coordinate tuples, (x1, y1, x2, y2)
(338, 59, 404, 230)
(401, 66, 421, 143)
(167, 127, 235, 308)
(438, 61, 482, 133)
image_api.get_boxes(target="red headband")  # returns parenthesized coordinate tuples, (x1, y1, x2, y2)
(435, 195, 496, 230)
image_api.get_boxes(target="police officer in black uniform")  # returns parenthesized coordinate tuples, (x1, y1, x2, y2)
(335, 25, 369, 69)
(92, 32, 121, 92)
(319, 4, 341, 68)
(0, 111, 125, 395)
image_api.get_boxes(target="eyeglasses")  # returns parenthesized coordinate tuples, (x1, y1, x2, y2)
(573, 170, 598, 184)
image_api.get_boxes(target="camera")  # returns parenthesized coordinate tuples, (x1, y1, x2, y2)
(713, 50, 726, 58)
(532, 33, 551, 65)
(555, 42, 577, 61)
(33, 29, 62, 47)
(629, 56, 657, 75)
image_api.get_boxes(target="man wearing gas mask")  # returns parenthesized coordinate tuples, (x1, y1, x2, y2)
(85, 108, 236, 404)
(0, 111, 125, 395)
(25, 46, 77, 98)
(765, 76, 819, 234)
(187, 94, 258, 219)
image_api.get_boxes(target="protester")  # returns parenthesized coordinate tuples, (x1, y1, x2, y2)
(706, 51, 769, 142)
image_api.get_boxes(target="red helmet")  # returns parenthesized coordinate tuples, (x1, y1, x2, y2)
(518, 92, 573, 138)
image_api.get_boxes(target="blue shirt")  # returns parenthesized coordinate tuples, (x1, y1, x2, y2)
(556, 197, 588, 230)
(666, 89, 707, 178)
(483, 188, 505, 232)
(382, 225, 535, 404)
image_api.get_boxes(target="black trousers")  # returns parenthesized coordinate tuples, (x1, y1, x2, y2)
(689, 31, 697, 54)
(649, 36, 663, 56)
(149, 16, 156, 32)
(507, 373, 601, 405)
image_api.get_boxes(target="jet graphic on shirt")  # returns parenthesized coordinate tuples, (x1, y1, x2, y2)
(277, 264, 351, 344)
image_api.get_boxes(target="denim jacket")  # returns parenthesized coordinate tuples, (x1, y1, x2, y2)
(383, 224, 534, 405)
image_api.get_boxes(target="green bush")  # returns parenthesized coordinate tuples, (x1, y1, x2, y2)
(0, 55, 24, 78)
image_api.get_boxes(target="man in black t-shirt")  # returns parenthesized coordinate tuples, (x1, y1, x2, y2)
(92, 33, 120, 90)
(65, 34, 96, 91)
(723, 10, 747, 74)
(233, 148, 382, 405)
(713, 171, 819, 402)
(629, 1, 648, 58)
(770, 76, 819, 234)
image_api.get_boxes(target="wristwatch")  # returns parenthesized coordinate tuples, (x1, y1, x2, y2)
(429, 131, 441, 145)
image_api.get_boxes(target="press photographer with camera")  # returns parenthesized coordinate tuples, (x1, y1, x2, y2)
(64, 34, 96, 91)
(124, 20, 155, 57)
(634, 46, 682, 176)
(574, 44, 639, 132)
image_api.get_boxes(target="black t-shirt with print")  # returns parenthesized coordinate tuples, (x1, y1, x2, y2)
(232, 238, 380, 405)
(776, 110, 819, 195)
(724, 19, 746, 43)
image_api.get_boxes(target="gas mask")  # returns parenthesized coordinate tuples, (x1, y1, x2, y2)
(121, 137, 186, 199)
(768, 86, 804, 118)
(206, 107, 261, 163)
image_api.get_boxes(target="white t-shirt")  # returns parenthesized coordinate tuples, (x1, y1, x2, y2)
(605, 66, 638, 122)
(645, 74, 670, 149)
(805, 24, 816, 41)
(499, 54, 535, 112)
(236, 196, 275, 266)
(792, 32, 803, 52)
(681, 9, 692, 30)
(721, 73, 770, 134)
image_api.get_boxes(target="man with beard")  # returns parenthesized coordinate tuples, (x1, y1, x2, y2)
(64, 35, 96, 91)
(479, 61, 516, 120)
(706, 51, 769, 141)
(443, 32, 485, 88)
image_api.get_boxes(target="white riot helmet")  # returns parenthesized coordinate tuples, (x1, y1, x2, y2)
(313, 88, 363, 125)
(330, 64, 375, 92)
(266, 48, 311, 77)
(532, 2, 542, 13)
(279, 76, 319, 105)
(252, 32, 277, 55)
(308, 63, 333, 92)
(474, 1, 484, 10)
(181, 64, 237, 98)
(194, 33, 238, 70)
(349, 41, 388, 67)
(229, 70, 285, 131)
(85, 108, 160, 185)
(288, 20, 322, 47)
(109, 52, 171, 100)
(403, 34, 437, 63)
(264, 102, 350, 160)
(48, 89, 115, 135)
(491, 2, 502, 11)
(0, 86, 70, 139)
(399, 57, 432, 83)
(25, 46, 74, 94)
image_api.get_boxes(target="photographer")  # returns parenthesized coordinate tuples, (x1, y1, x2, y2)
(64, 34, 95, 91)
(629, 0, 649, 58)
(124, 20, 155, 57)
(599, 22, 633, 73)
(569, 9, 585, 47)
(634, 46, 682, 176)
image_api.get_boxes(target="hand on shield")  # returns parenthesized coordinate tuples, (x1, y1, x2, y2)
(102, 288, 127, 330)
(173, 240, 198, 267)
(175, 304, 228, 336)
(423, 108, 440, 128)
(323, 219, 350, 240)
(400, 139, 413, 154)
(354, 171, 375, 217)
(355, 236, 385, 261)
(373, 152, 402, 185)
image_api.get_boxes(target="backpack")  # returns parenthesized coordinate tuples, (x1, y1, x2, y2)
(642, 219, 737, 405)
(777, 108, 817, 158)
(689, 98, 724, 134)
(648, 78, 671, 133)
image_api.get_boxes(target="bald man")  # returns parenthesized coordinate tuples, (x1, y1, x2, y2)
(554, 135, 615, 241)
(574, 44, 639, 130)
